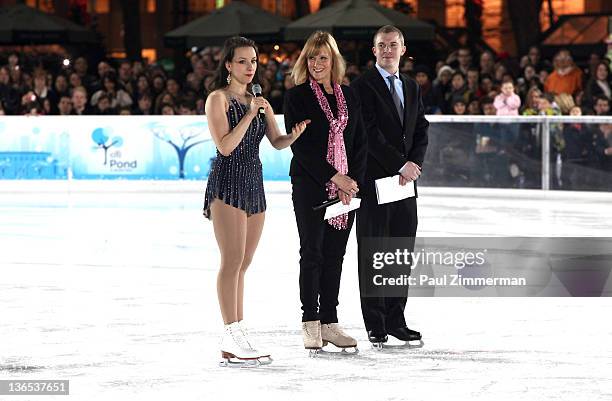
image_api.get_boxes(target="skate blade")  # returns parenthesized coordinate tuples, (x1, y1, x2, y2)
(405, 339, 425, 349)
(307, 349, 322, 358)
(319, 348, 359, 356)
(257, 356, 273, 365)
(371, 342, 386, 351)
(321, 342, 359, 355)
(219, 358, 261, 368)
(219, 351, 262, 368)
(371, 340, 424, 350)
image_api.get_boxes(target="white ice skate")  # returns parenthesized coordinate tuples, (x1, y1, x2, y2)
(238, 321, 273, 365)
(302, 320, 322, 357)
(219, 322, 262, 368)
(321, 323, 359, 355)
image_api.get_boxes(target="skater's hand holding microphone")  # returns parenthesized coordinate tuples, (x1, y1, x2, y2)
(249, 83, 269, 118)
(248, 96, 270, 118)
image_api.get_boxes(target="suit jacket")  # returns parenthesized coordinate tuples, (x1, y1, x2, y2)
(283, 82, 367, 189)
(350, 68, 429, 186)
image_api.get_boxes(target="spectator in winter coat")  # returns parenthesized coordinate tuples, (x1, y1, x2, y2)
(414, 64, 440, 114)
(446, 72, 471, 113)
(544, 49, 583, 96)
(584, 62, 611, 108)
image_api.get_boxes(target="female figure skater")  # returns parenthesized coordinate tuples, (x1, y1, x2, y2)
(283, 31, 367, 355)
(203, 36, 309, 366)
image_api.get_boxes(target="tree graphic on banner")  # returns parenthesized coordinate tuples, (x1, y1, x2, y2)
(149, 122, 210, 179)
(91, 128, 123, 165)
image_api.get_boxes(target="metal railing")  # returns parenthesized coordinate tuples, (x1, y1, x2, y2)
(425, 115, 612, 191)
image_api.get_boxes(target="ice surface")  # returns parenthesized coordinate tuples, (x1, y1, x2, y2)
(1, 181, 611, 400)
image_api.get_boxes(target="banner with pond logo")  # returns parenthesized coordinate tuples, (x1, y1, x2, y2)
(0, 115, 291, 180)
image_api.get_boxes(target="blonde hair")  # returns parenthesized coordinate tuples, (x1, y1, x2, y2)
(554, 93, 575, 115)
(525, 87, 542, 109)
(291, 31, 346, 86)
(72, 85, 88, 97)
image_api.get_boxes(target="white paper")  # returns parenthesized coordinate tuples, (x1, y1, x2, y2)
(323, 198, 361, 220)
(375, 175, 416, 205)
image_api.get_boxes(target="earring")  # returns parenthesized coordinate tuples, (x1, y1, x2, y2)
(226, 73, 231, 85)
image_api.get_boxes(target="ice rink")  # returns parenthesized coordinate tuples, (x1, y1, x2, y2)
(1, 181, 612, 401)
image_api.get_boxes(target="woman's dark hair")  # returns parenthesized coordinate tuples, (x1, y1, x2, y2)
(591, 61, 609, 81)
(103, 71, 119, 89)
(208, 36, 260, 92)
(138, 91, 152, 101)
(54, 72, 68, 83)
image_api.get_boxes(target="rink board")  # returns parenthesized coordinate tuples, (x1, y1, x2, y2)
(0, 115, 290, 180)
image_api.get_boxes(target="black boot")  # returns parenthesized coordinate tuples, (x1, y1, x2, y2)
(367, 330, 388, 343)
(388, 327, 421, 342)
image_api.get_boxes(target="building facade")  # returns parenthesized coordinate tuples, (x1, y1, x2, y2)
(1, 0, 611, 60)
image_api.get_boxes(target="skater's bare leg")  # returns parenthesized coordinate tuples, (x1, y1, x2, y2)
(237, 211, 265, 321)
(211, 200, 247, 325)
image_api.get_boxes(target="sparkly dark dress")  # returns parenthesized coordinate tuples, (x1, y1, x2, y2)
(203, 97, 267, 219)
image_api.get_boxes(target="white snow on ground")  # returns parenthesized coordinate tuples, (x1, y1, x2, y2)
(1, 181, 611, 401)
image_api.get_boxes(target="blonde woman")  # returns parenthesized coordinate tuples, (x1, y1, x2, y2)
(522, 87, 542, 115)
(203, 36, 309, 366)
(283, 31, 367, 355)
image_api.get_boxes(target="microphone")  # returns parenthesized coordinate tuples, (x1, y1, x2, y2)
(251, 84, 265, 115)
(312, 195, 360, 211)
(312, 198, 341, 211)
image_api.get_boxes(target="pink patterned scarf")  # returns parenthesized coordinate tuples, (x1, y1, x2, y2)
(309, 77, 349, 230)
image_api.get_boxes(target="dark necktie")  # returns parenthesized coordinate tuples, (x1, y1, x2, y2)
(387, 75, 404, 124)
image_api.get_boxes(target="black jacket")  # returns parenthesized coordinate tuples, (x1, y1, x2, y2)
(350, 68, 429, 181)
(584, 79, 612, 109)
(283, 82, 367, 188)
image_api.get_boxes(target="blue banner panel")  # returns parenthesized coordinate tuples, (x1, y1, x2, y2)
(0, 116, 292, 180)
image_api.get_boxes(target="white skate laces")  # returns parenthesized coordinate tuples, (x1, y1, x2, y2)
(228, 323, 251, 350)
(302, 321, 321, 338)
(237, 321, 254, 350)
(302, 320, 323, 352)
(237, 321, 272, 360)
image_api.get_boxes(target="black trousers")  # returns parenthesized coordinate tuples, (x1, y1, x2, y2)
(292, 176, 355, 324)
(356, 186, 418, 332)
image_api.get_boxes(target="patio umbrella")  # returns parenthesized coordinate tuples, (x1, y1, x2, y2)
(0, 3, 97, 45)
(164, 1, 289, 48)
(284, 0, 434, 42)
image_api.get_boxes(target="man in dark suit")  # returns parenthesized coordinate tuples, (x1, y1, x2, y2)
(351, 25, 429, 346)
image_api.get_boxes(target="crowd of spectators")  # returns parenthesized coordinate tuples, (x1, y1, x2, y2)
(1, 43, 611, 189)
(410, 46, 612, 190)
(1, 45, 611, 118)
